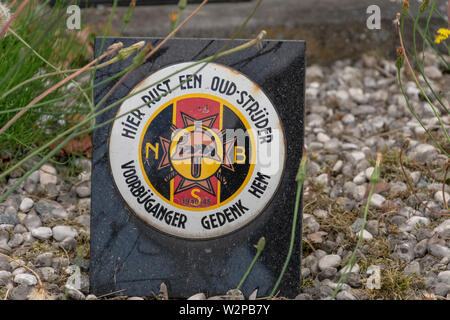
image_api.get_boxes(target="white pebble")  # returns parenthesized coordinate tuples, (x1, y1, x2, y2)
(14, 273, 38, 286)
(19, 198, 34, 212)
(31, 227, 53, 240)
(369, 194, 385, 208)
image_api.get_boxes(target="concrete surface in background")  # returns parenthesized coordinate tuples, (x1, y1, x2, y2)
(82, 0, 448, 64)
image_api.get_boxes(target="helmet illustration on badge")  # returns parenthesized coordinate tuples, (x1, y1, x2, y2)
(109, 62, 286, 239)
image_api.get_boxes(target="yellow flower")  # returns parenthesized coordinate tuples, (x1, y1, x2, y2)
(435, 28, 450, 44)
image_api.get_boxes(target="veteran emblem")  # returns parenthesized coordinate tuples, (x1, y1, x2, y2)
(109, 62, 285, 239)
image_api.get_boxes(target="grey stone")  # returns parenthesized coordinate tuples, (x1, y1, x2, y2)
(13, 224, 27, 234)
(428, 244, 450, 259)
(52, 226, 78, 241)
(0, 254, 12, 272)
(399, 216, 430, 232)
(391, 182, 408, 194)
(14, 273, 38, 286)
(75, 185, 91, 198)
(403, 261, 421, 275)
(437, 270, 450, 285)
(349, 151, 366, 163)
(22, 232, 35, 244)
(315, 173, 329, 186)
(7, 233, 23, 248)
(318, 255, 342, 271)
(31, 227, 53, 240)
(303, 215, 320, 233)
(12, 267, 26, 276)
(34, 199, 68, 222)
(350, 218, 364, 233)
(314, 249, 327, 259)
(393, 243, 415, 262)
(301, 267, 311, 278)
(336, 290, 357, 300)
(432, 283, 450, 297)
(38, 267, 57, 282)
(338, 198, 356, 212)
(0, 270, 11, 286)
(306, 161, 321, 176)
(353, 171, 366, 185)
(414, 228, 433, 242)
(187, 293, 206, 300)
(19, 198, 34, 212)
(66, 287, 86, 300)
(0, 206, 19, 225)
(9, 284, 33, 300)
(295, 293, 312, 300)
(39, 164, 57, 186)
(391, 216, 407, 226)
(74, 213, 90, 227)
(414, 239, 428, 258)
(59, 237, 78, 251)
(365, 220, 379, 236)
(424, 65, 442, 79)
(433, 219, 450, 238)
(345, 273, 362, 288)
(332, 160, 343, 173)
(35, 253, 53, 267)
(313, 209, 328, 219)
(317, 285, 334, 299)
(410, 144, 437, 162)
(304, 255, 319, 274)
(26, 171, 40, 184)
(434, 191, 450, 207)
(369, 194, 385, 208)
(358, 230, 373, 240)
(318, 267, 337, 281)
(0, 229, 8, 242)
(23, 211, 42, 231)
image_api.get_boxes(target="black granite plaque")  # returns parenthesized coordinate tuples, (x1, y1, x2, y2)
(91, 37, 305, 298)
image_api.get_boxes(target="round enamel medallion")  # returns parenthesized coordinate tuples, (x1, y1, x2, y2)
(109, 62, 285, 239)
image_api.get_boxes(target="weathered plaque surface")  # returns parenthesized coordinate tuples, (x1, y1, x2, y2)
(91, 37, 305, 298)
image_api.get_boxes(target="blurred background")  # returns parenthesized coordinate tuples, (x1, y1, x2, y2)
(77, 0, 449, 64)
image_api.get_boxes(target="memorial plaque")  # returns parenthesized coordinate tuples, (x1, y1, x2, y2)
(91, 37, 305, 298)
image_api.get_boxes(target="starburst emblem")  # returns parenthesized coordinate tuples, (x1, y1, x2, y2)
(157, 112, 235, 196)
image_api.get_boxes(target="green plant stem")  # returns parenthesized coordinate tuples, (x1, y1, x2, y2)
(396, 64, 448, 156)
(0, 0, 30, 38)
(120, 0, 136, 36)
(410, 9, 450, 114)
(91, 0, 119, 113)
(1, 41, 144, 100)
(330, 154, 382, 300)
(96, 0, 210, 111)
(0, 44, 121, 136)
(0, 34, 266, 200)
(232, 237, 266, 300)
(0, 66, 132, 115)
(171, 0, 187, 31)
(399, 10, 450, 141)
(6, 27, 93, 111)
(269, 148, 307, 298)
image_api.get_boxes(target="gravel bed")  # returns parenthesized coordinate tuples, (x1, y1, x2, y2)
(0, 51, 449, 300)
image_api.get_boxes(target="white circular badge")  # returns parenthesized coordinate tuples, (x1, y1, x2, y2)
(109, 62, 285, 239)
